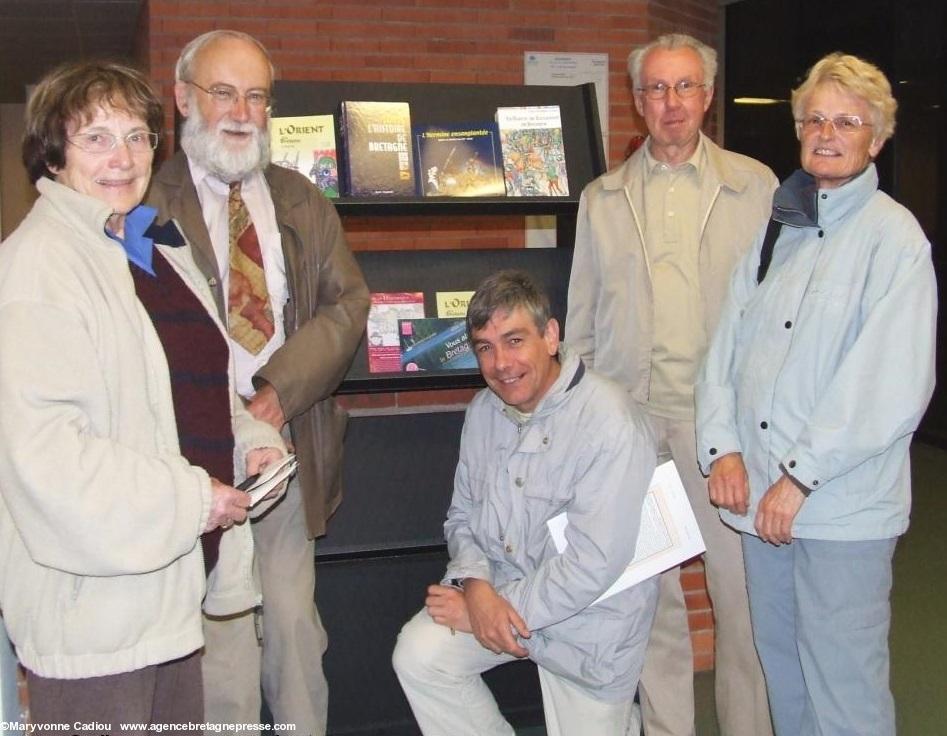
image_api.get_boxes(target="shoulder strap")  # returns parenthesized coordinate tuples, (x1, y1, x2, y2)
(756, 218, 783, 284)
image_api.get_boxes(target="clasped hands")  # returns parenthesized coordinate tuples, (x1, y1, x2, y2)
(425, 578, 531, 657)
(708, 452, 806, 546)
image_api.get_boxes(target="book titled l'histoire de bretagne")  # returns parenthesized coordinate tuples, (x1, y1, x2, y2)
(339, 101, 415, 196)
(496, 105, 569, 197)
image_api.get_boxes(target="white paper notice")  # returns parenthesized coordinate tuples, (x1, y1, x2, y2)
(547, 460, 706, 604)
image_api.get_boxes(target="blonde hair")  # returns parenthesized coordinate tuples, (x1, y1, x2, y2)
(791, 52, 897, 143)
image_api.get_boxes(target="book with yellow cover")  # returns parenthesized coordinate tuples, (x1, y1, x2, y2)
(270, 114, 339, 198)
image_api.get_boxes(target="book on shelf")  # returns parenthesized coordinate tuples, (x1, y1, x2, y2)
(399, 318, 477, 372)
(413, 122, 505, 197)
(270, 114, 339, 198)
(366, 292, 426, 374)
(435, 291, 475, 318)
(339, 101, 415, 196)
(495, 105, 569, 197)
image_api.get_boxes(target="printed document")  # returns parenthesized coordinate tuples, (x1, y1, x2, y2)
(547, 460, 705, 603)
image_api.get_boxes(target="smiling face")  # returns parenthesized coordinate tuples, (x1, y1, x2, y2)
(175, 36, 272, 182)
(634, 46, 713, 165)
(52, 105, 153, 237)
(798, 83, 883, 190)
(471, 306, 561, 413)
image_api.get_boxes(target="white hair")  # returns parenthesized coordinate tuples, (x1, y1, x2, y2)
(627, 33, 717, 90)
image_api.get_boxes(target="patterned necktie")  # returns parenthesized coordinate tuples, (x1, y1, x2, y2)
(227, 181, 274, 354)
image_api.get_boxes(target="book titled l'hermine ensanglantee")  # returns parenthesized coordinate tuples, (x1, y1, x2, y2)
(269, 114, 339, 198)
(495, 105, 569, 197)
(339, 101, 415, 196)
(413, 122, 505, 197)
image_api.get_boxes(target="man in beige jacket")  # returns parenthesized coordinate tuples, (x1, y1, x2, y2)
(566, 33, 776, 736)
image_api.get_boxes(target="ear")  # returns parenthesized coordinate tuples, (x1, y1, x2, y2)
(633, 91, 645, 117)
(868, 136, 885, 159)
(173, 81, 191, 118)
(543, 318, 560, 356)
(702, 84, 715, 113)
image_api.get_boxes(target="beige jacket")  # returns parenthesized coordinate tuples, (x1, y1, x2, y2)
(566, 133, 777, 405)
(0, 178, 283, 678)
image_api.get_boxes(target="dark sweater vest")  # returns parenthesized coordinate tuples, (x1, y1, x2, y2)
(130, 252, 234, 574)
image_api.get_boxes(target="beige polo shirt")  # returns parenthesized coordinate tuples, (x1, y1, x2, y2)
(641, 139, 707, 420)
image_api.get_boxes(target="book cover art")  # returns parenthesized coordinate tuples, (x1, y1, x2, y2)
(339, 101, 415, 196)
(399, 318, 477, 372)
(495, 105, 569, 197)
(270, 114, 339, 198)
(414, 123, 505, 197)
(367, 292, 426, 373)
(435, 291, 475, 318)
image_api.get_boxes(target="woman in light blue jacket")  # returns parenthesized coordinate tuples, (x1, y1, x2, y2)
(696, 53, 935, 736)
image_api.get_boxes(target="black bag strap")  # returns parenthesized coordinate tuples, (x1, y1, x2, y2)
(756, 218, 783, 284)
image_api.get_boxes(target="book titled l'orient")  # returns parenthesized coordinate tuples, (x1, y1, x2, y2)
(339, 101, 415, 196)
(495, 105, 569, 197)
(270, 114, 339, 198)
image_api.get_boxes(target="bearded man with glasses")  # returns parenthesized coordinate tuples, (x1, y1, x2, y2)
(567, 33, 776, 736)
(147, 30, 369, 736)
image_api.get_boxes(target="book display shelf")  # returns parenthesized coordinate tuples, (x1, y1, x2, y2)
(270, 79, 606, 734)
(272, 79, 607, 395)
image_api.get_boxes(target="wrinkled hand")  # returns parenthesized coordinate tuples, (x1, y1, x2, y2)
(204, 478, 251, 533)
(463, 578, 530, 657)
(425, 585, 471, 632)
(709, 452, 750, 516)
(754, 474, 806, 546)
(245, 446, 286, 504)
(248, 382, 286, 431)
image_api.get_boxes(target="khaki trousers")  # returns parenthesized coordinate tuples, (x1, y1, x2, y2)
(393, 609, 636, 736)
(637, 415, 772, 736)
(203, 477, 329, 736)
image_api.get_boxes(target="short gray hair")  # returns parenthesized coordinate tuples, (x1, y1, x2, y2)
(175, 30, 276, 83)
(627, 33, 717, 90)
(791, 52, 897, 144)
(467, 270, 551, 335)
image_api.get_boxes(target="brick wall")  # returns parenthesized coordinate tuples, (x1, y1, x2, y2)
(144, 0, 721, 672)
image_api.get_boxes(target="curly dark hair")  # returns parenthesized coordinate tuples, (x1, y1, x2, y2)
(22, 59, 163, 184)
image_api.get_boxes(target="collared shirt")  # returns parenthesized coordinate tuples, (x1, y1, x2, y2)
(641, 138, 706, 420)
(187, 160, 288, 398)
(107, 204, 157, 276)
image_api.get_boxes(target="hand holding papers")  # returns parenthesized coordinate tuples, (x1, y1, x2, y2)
(238, 453, 298, 506)
(547, 460, 705, 604)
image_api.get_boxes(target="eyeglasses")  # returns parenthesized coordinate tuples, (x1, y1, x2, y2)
(636, 80, 707, 100)
(186, 80, 272, 110)
(68, 131, 159, 154)
(795, 114, 872, 135)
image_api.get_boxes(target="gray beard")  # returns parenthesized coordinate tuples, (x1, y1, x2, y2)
(180, 109, 270, 183)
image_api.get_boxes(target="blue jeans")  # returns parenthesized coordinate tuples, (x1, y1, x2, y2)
(742, 533, 897, 736)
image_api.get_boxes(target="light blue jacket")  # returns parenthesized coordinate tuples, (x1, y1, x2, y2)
(444, 345, 659, 701)
(696, 164, 936, 541)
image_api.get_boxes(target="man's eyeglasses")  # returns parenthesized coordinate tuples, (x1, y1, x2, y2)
(68, 131, 159, 154)
(186, 80, 272, 110)
(636, 80, 707, 100)
(795, 114, 872, 135)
